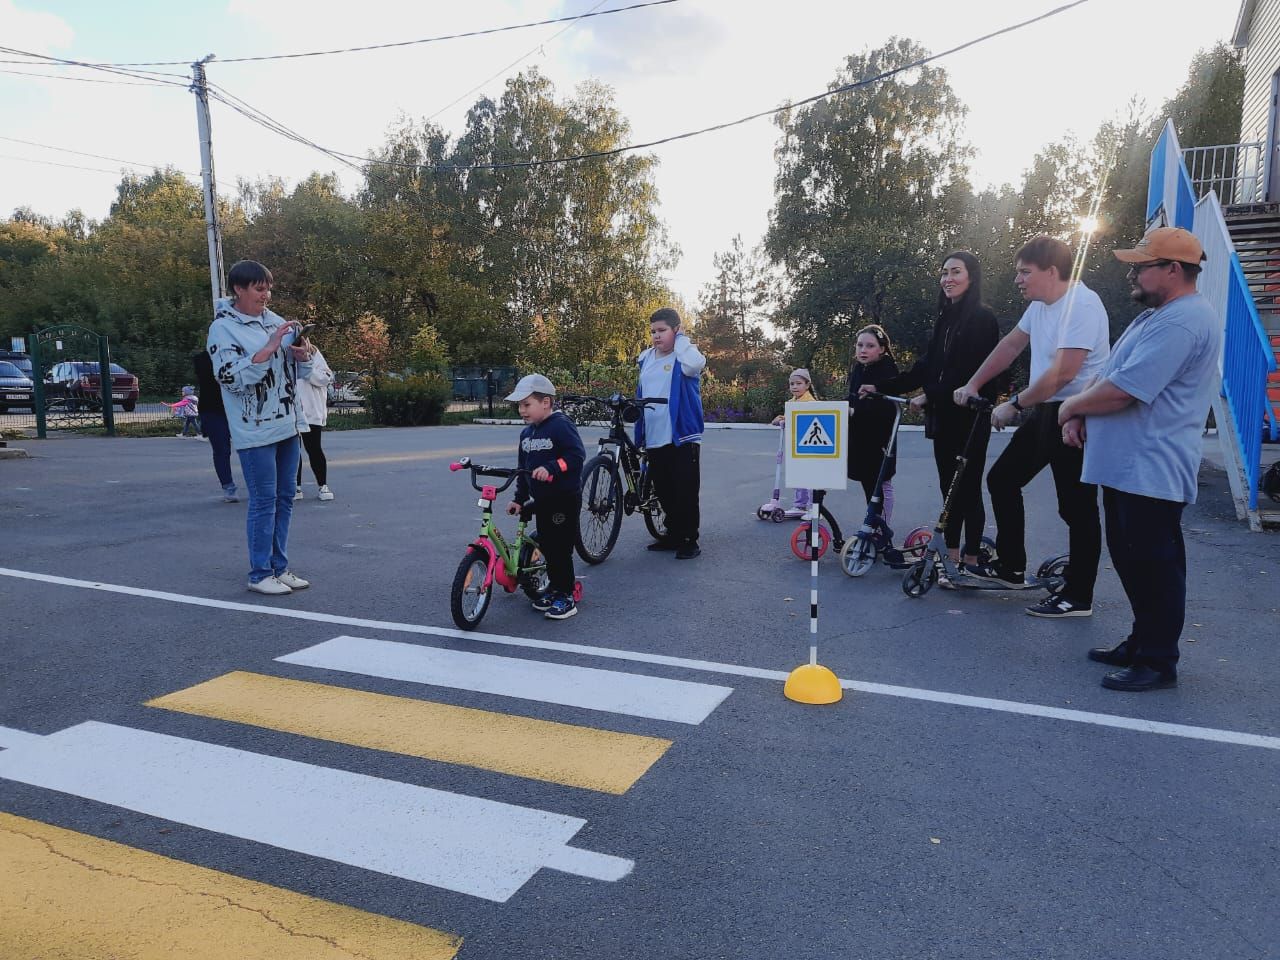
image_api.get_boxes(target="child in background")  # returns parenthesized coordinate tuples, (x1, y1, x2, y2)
(167, 385, 200, 437)
(506, 374, 586, 621)
(845, 325, 900, 520)
(760, 368, 817, 520)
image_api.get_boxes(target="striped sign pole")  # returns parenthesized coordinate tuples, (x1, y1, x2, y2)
(784, 489, 842, 705)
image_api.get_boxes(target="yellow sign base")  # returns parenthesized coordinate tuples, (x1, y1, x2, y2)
(783, 664, 843, 705)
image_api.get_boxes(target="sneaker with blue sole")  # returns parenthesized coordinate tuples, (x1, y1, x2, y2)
(544, 594, 578, 620)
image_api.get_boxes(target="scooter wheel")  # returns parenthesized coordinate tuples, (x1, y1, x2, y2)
(770, 507, 787, 523)
(902, 561, 937, 598)
(790, 522, 831, 560)
(1036, 553, 1070, 590)
(756, 507, 768, 520)
(840, 537, 877, 578)
(903, 526, 932, 558)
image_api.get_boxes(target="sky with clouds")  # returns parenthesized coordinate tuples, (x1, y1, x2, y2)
(0, 0, 1247, 306)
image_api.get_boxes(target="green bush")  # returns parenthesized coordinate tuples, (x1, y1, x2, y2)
(368, 373, 451, 426)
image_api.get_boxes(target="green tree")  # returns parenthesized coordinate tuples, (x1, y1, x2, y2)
(766, 39, 971, 367)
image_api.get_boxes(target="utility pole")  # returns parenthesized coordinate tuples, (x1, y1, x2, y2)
(191, 55, 225, 306)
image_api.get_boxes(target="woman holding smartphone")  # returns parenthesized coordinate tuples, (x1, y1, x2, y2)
(207, 259, 315, 595)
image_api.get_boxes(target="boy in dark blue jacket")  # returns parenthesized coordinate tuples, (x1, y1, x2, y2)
(506, 374, 586, 620)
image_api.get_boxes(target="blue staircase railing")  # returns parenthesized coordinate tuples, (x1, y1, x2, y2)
(1148, 120, 1278, 512)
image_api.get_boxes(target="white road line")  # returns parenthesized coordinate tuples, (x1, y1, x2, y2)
(4, 566, 1279, 752)
(278, 636, 731, 724)
(0, 725, 44, 750)
(0, 721, 631, 903)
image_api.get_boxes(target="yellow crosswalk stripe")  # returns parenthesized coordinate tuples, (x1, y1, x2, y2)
(147, 671, 673, 795)
(0, 812, 461, 960)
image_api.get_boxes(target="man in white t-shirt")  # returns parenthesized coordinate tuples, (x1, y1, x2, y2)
(954, 235, 1109, 618)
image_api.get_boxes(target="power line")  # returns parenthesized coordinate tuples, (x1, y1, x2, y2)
(0, 152, 134, 176)
(203, 84, 530, 249)
(0, 135, 234, 191)
(0, 66, 172, 87)
(201, 0, 1094, 175)
(426, 0, 609, 121)
(7, 1, 679, 68)
(0, 46, 191, 86)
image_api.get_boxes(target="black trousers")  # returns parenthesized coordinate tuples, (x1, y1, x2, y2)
(986, 402, 1100, 603)
(297, 425, 327, 486)
(1103, 488, 1186, 672)
(647, 443, 701, 546)
(932, 411, 991, 555)
(534, 492, 580, 595)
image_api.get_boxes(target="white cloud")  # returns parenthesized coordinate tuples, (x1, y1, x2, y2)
(0, 0, 74, 53)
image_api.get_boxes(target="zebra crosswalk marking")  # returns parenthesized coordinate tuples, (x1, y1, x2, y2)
(278, 635, 733, 724)
(0, 812, 462, 960)
(0, 721, 631, 903)
(148, 671, 673, 794)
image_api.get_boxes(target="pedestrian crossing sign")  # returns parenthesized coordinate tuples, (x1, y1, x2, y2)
(784, 401, 847, 490)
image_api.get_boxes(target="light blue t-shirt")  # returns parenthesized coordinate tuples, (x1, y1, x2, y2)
(1081, 292, 1221, 504)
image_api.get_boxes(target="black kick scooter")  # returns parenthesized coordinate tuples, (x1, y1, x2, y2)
(902, 399, 1069, 599)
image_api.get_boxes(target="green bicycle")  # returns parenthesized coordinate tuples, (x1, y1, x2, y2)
(447, 457, 581, 630)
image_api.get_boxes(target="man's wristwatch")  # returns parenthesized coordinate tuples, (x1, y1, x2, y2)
(1009, 393, 1024, 412)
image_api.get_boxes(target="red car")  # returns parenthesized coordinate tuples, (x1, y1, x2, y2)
(44, 361, 140, 411)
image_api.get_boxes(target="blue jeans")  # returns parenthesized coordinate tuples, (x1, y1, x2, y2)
(237, 437, 300, 583)
(199, 411, 234, 489)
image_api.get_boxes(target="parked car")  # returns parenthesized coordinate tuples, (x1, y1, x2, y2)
(0, 360, 34, 412)
(0, 350, 32, 379)
(43, 361, 140, 411)
(327, 370, 366, 406)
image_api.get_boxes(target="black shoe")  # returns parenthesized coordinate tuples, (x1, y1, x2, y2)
(675, 542, 701, 560)
(964, 560, 1026, 588)
(1101, 665, 1177, 692)
(646, 540, 678, 552)
(530, 590, 555, 613)
(1087, 641, 1134, 667)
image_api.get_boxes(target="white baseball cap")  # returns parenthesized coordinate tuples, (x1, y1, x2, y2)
(505, 373, 556, 402)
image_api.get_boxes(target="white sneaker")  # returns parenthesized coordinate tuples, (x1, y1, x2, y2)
(317, 485, 334, 501)
(248, 576, 292, 595)
(294, 488, 304, 500)
(276, 570, 310, 590)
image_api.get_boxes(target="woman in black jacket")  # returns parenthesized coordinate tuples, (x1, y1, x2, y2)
(861, 251, 1001, 567)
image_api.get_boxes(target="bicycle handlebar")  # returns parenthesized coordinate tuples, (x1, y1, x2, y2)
(448, 456, 527, 494)
(561, 392, 667, 408)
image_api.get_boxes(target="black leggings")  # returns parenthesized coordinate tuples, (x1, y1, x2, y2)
(931, 411, 991, 555)
(297, 425, 327, 486)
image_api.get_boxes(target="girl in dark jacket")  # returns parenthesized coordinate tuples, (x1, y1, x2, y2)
(845, 324, 900, 522)
(861, 251, 1001, 567)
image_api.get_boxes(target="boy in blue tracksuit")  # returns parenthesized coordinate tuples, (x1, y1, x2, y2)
(635, 307, 706, 559)
(506, 374, 586, 620)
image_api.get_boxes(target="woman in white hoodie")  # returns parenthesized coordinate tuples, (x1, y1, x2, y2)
(295, 345, 335, 501)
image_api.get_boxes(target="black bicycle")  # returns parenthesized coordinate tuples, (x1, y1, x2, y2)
(561, 393, 669, 564)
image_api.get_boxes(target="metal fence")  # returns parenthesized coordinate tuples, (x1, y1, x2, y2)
(1182, 141, 1265, 207)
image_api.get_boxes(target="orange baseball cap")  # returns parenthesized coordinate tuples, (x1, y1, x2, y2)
(1113, 226, 1206, 265)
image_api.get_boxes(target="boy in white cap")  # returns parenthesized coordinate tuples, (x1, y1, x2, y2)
(505, 374, 586, 620)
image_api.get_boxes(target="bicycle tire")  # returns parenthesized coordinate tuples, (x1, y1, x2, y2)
(642, 496, 669, 543)
(518, 538, 550, 599)
(450, 545, 493, 630)
(577, 455, 623, 564)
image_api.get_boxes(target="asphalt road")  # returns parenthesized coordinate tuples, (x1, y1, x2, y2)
(2, 424, 1278, 959)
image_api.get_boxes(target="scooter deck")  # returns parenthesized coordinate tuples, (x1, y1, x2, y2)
(948, 570, 1057, 591)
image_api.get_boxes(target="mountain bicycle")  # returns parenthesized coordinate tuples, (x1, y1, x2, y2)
(448, 456, 580, 630)
(561, 393, 669, 564)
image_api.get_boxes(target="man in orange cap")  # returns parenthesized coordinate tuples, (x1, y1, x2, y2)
(1058, 226, 1221, 691)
